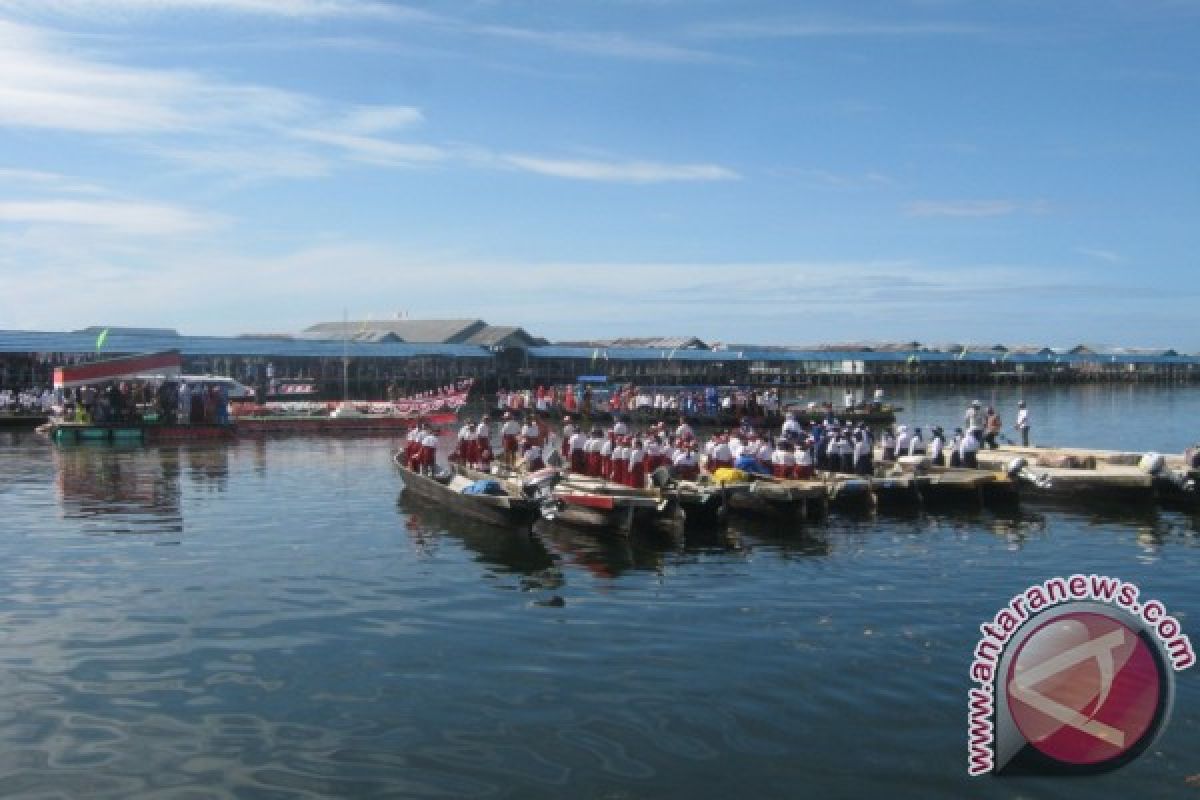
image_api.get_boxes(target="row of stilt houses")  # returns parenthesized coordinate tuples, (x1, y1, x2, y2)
(1, 321, 1197, 400)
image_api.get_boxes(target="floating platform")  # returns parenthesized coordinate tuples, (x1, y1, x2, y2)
(972, 447, 1157, 505)
(46, 421, 235, 443)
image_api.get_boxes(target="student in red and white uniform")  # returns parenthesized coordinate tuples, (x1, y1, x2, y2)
(585, 431, 604, 477)
(473, 416, 491, 469)
(455, 418, 474, 462)
(613, 417, 630, 437)
(709, 436, 733, 471)
(794, 444, 814, 479)
(628, 439, 646, 488)
(600, 434, 614, 479)
(644, 436, 663, 472)
(611, 438, 629, 485)
(673, 447, 700, 481)
(519, 418, 539, 455)
(756, 437, 774, 473)
(675, 419, 695, 443)
(568, 428, 587, 473)
(419, 428, 439, 473)
(772, 442, 796, 479)
(499, 413, 521, 465)
(405, 425, 424, 469)
(520, 442, 544, 472)
(560, 416, 577, 458)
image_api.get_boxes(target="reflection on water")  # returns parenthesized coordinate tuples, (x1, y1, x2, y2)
(1, 386, 1199, 798)
(53, 445, 185, 535)
(398, 490, 554, 577)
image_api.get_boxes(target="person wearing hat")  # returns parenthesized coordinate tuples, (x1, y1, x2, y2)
(1015, 401, 1030, 446)
(964, 400, 985, 443)
(949, 428, 964, 468)
(929, 427, 946, 467)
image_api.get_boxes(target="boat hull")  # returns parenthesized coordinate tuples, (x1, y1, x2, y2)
(48, 422, 234, 443)
(394, 459, 539, 528)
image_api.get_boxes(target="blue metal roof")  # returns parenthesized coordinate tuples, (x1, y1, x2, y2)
(524, 345, 1200, 366)
(1, 329, 1196, 366)
(0, 329, 494, 359)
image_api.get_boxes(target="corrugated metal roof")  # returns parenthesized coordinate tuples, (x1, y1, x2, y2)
(2, 329, 1197, 366)
(303, 319, 485, 343)
(0, 329, 493, 359)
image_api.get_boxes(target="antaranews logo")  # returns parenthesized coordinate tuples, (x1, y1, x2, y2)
(967, 574, 1194, 776)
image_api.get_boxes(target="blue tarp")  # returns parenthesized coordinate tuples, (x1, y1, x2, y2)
(461, 479, 507, 496)
(733, 454, 771, 475)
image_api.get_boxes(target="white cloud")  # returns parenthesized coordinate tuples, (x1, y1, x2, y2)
(0, 199, 224, 235)
(502, 155, 739, 184)
(472, 24, 724, 63)
(691, 18, 982, 39)
(0, 19, 311, 135)
(1076, 247, 1123, 263)
(904, 200, 1021, 218)
(0, 0, 413, 21)
(0, 167, 105, 194)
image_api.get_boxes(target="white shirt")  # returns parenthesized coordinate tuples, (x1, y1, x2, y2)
(568, 432, 586, 452)
(501, 420, 520, 436)
(420, 433, 438, 448)
(1016, 408, 1029, 429)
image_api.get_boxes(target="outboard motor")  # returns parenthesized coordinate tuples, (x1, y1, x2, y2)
(649, 465, 674, 490)
(1138, 452, 1166, 476)
(521, 468, 564, 519)
(1006, 457, 1053, 489)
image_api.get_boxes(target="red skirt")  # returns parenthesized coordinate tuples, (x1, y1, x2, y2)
(502, 433, 518, 454)
(628, 463, 645, 488)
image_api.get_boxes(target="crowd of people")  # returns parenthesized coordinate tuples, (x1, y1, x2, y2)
(0, 387, 55, 413)
(403, 397, 1033, 488)
(494, 385, 785, 418)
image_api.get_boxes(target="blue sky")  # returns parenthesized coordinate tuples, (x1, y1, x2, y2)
(0, 0, 1197, 348)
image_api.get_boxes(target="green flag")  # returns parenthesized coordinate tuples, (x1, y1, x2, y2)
(95, 328, 110, 352)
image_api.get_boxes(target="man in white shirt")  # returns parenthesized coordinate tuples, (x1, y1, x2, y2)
(1015, 401, 1030, 446)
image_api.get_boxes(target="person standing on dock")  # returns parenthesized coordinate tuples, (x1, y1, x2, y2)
(929, 427, 946, 466)
(960, 430, 980, 469)
(984, 407, 1002, 450)
(965, 400, 985, 443)
(1015, 401, 1030, 446)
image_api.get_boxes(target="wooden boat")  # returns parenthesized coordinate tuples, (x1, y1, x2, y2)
(393, 455, 539, 527)
(670, 482, 729, 528)
(705, 474, 829, 521)
(459, 465, 683, 536)
(914, 468, 1020, 510)
(823, 476, 875, 512)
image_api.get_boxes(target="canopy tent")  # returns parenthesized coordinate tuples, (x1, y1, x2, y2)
(53, 351, 182, 390)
